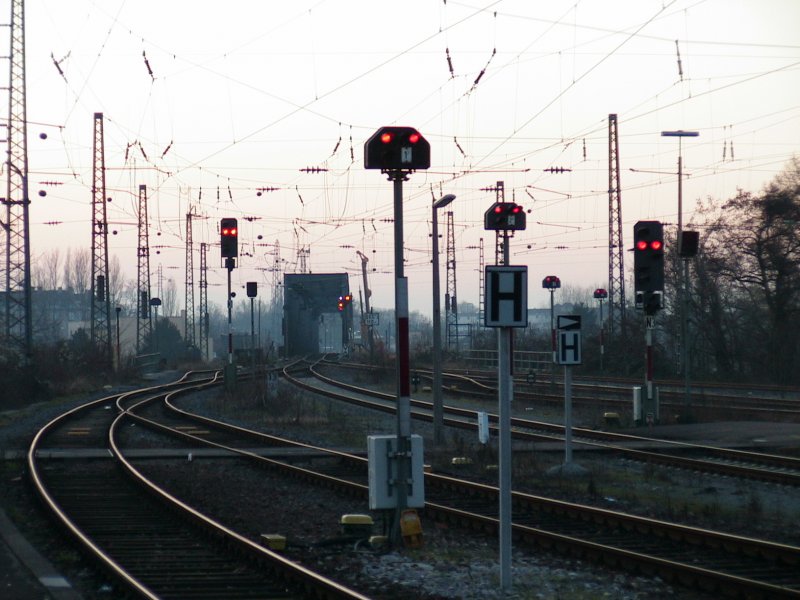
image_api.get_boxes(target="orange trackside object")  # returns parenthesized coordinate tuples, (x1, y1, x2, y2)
(400, 509, 423, 548)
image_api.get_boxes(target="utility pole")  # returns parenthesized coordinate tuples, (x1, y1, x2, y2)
(90, 112, 112, 366)
(608, 114, 626, 346)
(2, 0, 32, 358)
(432, 194, 456, 446)
(185, 206, 196, 349)
(444, 209, 458, 351)
(356, 249, 374, 360)
(661, 129, 700, 414)
(199, 242, 209, 360)
(136, 185, 152, 354)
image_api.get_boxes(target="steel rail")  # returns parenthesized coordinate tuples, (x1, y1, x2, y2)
(305, 361, 800, 486)
(140, 374, 800, 599)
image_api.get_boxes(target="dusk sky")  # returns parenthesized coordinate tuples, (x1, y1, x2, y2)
(20, 0, 800, 316)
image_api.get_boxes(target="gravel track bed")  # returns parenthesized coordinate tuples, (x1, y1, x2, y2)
(2, 371, 795, 599)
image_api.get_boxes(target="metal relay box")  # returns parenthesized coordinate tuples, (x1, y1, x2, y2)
(367, 434, 425, 510)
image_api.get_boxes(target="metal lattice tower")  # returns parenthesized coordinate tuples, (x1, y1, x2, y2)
(184, 208, 195, 348)
(2, 0, 32, 356)
(270, 240, 282, 303)
(297, 246, 309, 273)
(492, 181, 506, 264)
(608, 114, 626, 339)
(477, 238, 485, 322)
(445, 210, 459, 351)
(89, 113, 111, 362)
(199, 242, 209, 360)
(136, 184, 152, 353)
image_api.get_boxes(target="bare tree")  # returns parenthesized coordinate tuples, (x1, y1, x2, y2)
(62, 248, 91, 295)
(32, 248, 62, 290)
(694, 158, 800, 383)
(162, 278, 178, 317)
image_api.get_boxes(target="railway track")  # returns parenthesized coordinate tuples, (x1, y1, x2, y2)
(27, 372, 368, 600)
(306, 359, 800, 487)
(325, 359, 800, 422)
(112, 365, 800, 599)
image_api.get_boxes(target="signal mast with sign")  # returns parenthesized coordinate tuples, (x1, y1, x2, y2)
(363, 125, 431, 544)
(633, 220, 665, 427)
(220, 218, 238, 389)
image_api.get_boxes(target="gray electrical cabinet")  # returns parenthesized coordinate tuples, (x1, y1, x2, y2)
(367, 435, 425, 510)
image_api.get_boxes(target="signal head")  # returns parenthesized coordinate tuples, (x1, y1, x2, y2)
(364, 126, 430, 171)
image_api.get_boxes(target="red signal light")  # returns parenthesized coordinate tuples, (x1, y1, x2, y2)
(650, 240, 662, 250)
(494, 205, 503, 214)
(408, 132, 420, 143)
(380, 132, 393, 144)
(636, 240, 648, 251)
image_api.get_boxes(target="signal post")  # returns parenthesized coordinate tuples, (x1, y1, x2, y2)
(364, 126, 430, 544)
(633, 220, 665, 424)
(221, 218, 238, 390)
(484, 200, 527, 592)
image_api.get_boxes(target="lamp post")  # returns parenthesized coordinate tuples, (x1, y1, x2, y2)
(432, 193, 456, 446)
(593, 288, 608, 372)
(115, 307, 122, 371)
(661, 130, 699, 412)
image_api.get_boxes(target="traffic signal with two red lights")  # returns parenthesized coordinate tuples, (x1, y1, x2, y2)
(364, 126, 431, 171)
(220, 218, 238, 258)
(484, 202, 526, 231)
(633, 221, 664, 294)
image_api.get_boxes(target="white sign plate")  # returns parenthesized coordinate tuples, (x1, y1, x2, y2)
(484, 266, 528, 328)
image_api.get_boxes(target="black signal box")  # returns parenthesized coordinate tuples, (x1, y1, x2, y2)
(364, 126, 430, 171)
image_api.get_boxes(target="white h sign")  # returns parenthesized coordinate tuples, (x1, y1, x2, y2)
(484, 266, 528, 328)
(557, 315, 582, 365)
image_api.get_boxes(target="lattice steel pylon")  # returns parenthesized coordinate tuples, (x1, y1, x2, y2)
(199, 242, 209, 360)
(445, 210, 459, 351)
(89, 113, 111, 363)
(608, 114, 626, 340)
(269, 240, 283, 348)
(491, 181, 506, 265)
(2, 0, 32, 357)
(184, 207, 195, 348)
(136, 184, 152, 353)
(477, 238, 485, 323)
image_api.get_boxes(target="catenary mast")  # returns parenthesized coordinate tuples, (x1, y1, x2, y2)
(2, 0, 32, 357)
(89, 113, 112, 363)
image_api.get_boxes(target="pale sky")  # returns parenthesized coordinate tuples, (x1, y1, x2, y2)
(19, 0, 800, 316)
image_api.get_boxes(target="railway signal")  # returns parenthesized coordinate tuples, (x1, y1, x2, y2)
(220, 218, 238, 259)
(633, 220, 664, 293)
(633, 220, 664, 315)
(337, 293, 352, 312)
(364, 126, 430, 172)
(484, 202, 526, 231)
(542, 275, 561, 289)
(363, 125, 430, 548)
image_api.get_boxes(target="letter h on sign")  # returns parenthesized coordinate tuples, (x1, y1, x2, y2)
(556, 315, 582, 365)
(484, 266, 528, 328)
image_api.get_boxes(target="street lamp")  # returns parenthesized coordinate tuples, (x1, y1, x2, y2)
(432, 193, 456, 446)
(593, 288, 608, 372)
(661, 129, 699, 414)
